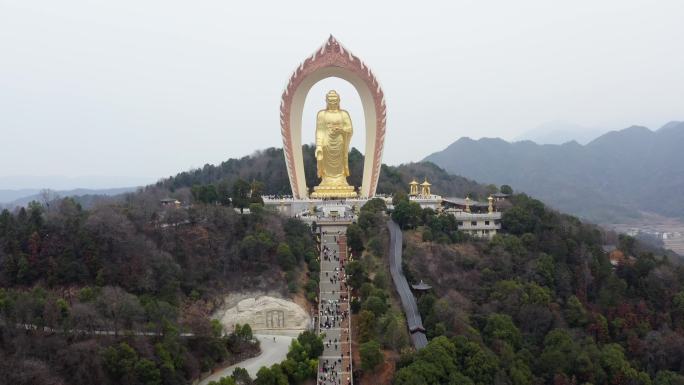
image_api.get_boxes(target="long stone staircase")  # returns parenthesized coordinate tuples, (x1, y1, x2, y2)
(316, 224, 353, 385)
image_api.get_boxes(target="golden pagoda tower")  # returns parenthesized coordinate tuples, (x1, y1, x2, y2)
(420, 178, 431, 197)
(409, 179, 419, 196)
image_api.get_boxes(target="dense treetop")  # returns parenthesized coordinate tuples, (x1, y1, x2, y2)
(398, 194, 684, 385)
(0, 177, 317, 385)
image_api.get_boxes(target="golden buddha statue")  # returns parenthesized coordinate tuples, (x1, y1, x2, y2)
(310, 90, 357, 198)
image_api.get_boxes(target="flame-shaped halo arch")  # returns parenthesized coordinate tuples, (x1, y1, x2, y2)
(280, 35, 386, 199)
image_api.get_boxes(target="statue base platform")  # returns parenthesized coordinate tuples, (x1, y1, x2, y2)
(310, 185, 357, 199)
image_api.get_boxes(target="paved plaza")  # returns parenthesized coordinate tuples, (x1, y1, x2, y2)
(317, 225, 353, 385)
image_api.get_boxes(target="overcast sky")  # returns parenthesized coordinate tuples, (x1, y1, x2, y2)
(1, 0, 683, 188)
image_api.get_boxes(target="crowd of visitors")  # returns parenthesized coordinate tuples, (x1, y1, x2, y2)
(317, 229, 353, 385)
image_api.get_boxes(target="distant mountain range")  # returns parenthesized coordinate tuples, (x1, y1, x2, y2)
(0, 175, 154, 191)
(0, 187, 136, 209)
(424, 121, 684, 223)
(513, 121, 605, 145)
(0, 175, 152, 209)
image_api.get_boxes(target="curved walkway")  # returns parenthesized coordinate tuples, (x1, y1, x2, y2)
(198, 334, 294, 385)
(387, 220, 428, 349)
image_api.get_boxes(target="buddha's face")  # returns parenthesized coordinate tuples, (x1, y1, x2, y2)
(326, 93, 340, 109)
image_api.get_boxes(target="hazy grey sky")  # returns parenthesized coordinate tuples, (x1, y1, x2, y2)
(1, 0, 683, 188)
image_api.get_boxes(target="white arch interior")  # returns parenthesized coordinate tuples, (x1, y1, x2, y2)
(288, 67, 378, 198)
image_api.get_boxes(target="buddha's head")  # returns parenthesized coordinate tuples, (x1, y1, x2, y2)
(326, 90, 340, 110)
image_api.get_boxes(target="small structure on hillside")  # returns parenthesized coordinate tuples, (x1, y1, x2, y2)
(444, 195, 502, 239)
(409, 179, 420, 196)
(450, 210, 502, 239)
(404, 179, 506, 238)
(160, 198, 181, 208)
(420, 179, 432, 197)
(492, 192, 510, 201)
(411, 280, 432, 296)
(407, 177, 442, 210)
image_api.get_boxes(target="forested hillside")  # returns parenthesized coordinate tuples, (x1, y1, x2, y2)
(0, 191, 317, 384)
(424, 122, 684, 222)
(394, 194, 684, 385)
(160, 146, 490, 200)
(3, 147, 682, 385)
(0, 143, 490, 385)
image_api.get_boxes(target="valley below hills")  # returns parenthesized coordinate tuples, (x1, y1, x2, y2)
(602, 212, 684, 256)
(425, 121, 684, 255)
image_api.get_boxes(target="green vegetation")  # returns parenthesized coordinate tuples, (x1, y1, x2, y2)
(359, 340, 383, 371)
(3, 146, 683, 385)
(206, 331, 322, 385)
(161, 146, 489, 199)
(500, 184, 513, 195)
(348, 199, 411, 376)
(0, 177, 316, 385)
(399, 193, 684, 384)
(0, 279, 259, 385)
(390, 193, 465, 243)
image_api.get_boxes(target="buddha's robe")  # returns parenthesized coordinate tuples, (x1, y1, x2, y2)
(315, 108, 353, 187)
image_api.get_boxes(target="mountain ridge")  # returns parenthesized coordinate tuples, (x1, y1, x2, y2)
(513, 120, 606, 144)
(424, 121, 684, 222)
(0, 187, 137, 209)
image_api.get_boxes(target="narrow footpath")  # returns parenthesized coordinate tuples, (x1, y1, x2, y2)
(198, 334, 294, 385)
(317, 225, 353, 385)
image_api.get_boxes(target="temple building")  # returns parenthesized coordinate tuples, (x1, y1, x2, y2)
(444, 196, 501, 239)
(406, 178, 503, 239)
(491, 192, 510, 201)
(265, 175, 504, 240)
(160, 198, 181, 208)
(420, 179, 431, 196)
(408, 177, 441, 210)
(409, 179, 419, 196)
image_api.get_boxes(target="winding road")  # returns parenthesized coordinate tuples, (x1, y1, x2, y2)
(387, 220, 428, 349)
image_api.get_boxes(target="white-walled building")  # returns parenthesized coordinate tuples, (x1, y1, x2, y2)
(448, 210, 502, 239)
(441, 195, 503, 239)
